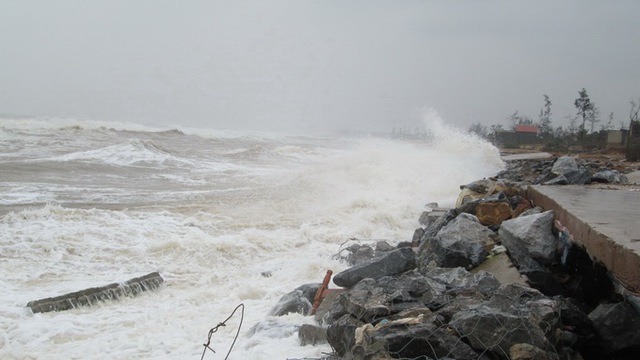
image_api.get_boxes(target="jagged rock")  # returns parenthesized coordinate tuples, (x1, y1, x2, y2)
(375, 240, 395, 253)
(545, 156, 591, 185)
(421, 209, 457, 241)
(552, 156, 579, 175)
(543, 174, 570, 185)
(476, 201, 512, 226)
(499, 210, 558, 266)
(342, 243, 375, 266)
(554, 296, 594, 338)
(269, 283, 319, 316)
(519, 206, 543, 217)
(591, 169, 628, 184)
(339, 278, 391, 323)
(435, 294, 486, 322)
(460, 178, 494, 194)
(298, 324, 327, 346)
(326, 314, 363, 357)
(412, 228, 424, 246)
(337, 272, 441, 323)
(366, 315, 482, 360)
(314, 290, 346, 326)
(333, 247, 416, 288)
(426, 267, 500, 298)
(588, 302, 640, 352)
(418, 213, 493, 269)
(450, 284, 561, 358)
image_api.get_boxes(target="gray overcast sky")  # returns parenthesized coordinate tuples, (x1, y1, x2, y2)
(1, 1, 639, 134)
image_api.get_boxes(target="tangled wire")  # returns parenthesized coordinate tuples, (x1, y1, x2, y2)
(200, 303, 245, 360)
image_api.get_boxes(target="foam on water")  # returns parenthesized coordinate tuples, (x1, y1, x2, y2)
(0, 116, 504, 359)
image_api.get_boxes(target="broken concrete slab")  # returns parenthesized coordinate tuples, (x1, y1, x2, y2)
(27, 272, 164, 313)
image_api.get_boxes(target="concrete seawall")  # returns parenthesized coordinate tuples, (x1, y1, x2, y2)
(527, 185, 640, 293)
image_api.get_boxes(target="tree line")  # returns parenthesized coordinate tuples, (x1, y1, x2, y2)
(469, 88, 640, 150)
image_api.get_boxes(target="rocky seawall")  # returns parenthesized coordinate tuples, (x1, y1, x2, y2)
(269, 154, 640, 360)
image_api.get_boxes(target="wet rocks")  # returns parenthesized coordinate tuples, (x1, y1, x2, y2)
(269, 283, 320, 316)
(499, 210, 558, 266)
(332, 247, 416, 288)
(588, 302, 640, 352)
(497, 154, 631, 186)
(276, 153, 640, 359)
(418, 213, 494, 269)
(591, 169, 628, 183)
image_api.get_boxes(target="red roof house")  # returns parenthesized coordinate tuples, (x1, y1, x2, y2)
(515, 125, 539, 134)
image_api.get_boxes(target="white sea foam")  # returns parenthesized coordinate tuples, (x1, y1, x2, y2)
(0, 117, 504, 359)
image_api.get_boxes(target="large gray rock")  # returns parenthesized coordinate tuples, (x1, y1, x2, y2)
(551, 156, 579, 176)
(546, 156, 591, 185)
(591, 169, 628, 184)
(326, 314, 363, 357)
(450, 284, 561, 358)
(420, 209, 458, 241)
(588, 302, 640, 351)
(338, 271, 441, 323)
(426, 267, 500, 298)
(499, 210, 558, 266)
(268, 283, 319, 316)
(367, 316, 482, 360)
(418, 213, 493, 269)
(333, 247, 416, 288)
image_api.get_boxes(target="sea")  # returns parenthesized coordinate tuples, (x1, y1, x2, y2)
(0, 115, 504, 359)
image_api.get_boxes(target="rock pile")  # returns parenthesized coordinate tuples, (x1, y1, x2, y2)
(270, 155, 639, 360)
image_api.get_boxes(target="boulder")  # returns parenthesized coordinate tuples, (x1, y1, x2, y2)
(269, 283, 319, 316)
(313, 290, 346, 326)
(338, 272, 441, 323)
(426, 267, 500, 298)
(499, 210, 558, 266)
(411, 228, 424, 246)
(367, 316, 481, 360)
(326, 314, 363, 357)
(460, 178, 494, 194)
(450, 285, 561, 358)
(333, 247, 416, 288)
(591, 169, 628, 184)
(420, 209, 457, 241)
(547, 156, 591, 185)
(588, 302, 640, 352)
(552, 156, 579, 175)
(418, 213, 493, 269)
(476, 201, 512, 226)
